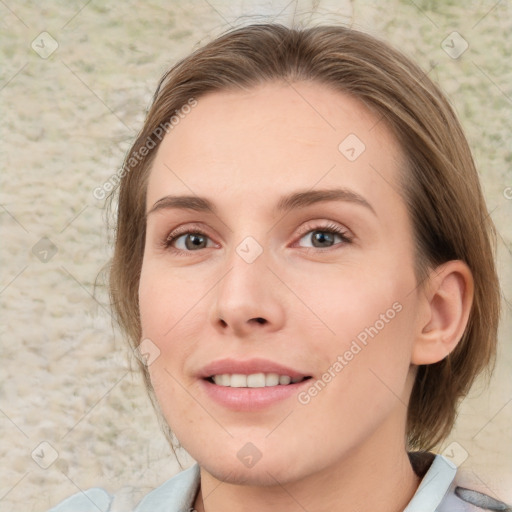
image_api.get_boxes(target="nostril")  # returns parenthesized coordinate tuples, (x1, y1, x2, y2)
(254, 317, 266, 324)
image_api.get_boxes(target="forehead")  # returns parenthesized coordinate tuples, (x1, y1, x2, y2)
(146, 81, 405, 216)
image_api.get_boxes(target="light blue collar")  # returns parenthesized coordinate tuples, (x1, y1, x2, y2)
(134, 463, 200, 511)
(404, 455, 457, 511)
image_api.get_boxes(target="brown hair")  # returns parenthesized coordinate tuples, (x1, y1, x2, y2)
(108, 23, 500, 451)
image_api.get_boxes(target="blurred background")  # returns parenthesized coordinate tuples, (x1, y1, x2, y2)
(1, 1, 511, 510)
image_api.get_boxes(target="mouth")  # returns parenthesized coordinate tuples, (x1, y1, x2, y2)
(205, 373, 312, 388)
(197, 358, 313, 411)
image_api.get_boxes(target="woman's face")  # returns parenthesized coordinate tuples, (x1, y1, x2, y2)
(139, 81, 425, 485)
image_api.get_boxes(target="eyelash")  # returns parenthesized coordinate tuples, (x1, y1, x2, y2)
(162, 221, 353, 255)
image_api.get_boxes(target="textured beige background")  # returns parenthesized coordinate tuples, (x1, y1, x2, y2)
(1, 1, 511, 510)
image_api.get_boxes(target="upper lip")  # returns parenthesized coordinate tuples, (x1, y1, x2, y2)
(198, 358, 309, 379)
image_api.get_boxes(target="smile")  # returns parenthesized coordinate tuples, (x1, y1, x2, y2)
(208, 373, 309, 387)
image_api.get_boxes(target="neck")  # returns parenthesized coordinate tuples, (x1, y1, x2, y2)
(194, 427, 422, 512)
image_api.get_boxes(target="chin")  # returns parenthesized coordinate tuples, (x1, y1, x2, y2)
(197, 449, 310, 487)
(202, 461, 295, 487)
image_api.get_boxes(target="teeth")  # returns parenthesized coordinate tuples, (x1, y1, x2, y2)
(279, 375, 291, 385)
(265, 373, 279, 386)
(230, 374, 247, 388)
(217, 374, 231, 386)
(247, 373, 265, 388)
(211, 373, 304, 388)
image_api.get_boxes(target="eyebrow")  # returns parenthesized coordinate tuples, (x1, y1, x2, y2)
(146, 188, 376, 217)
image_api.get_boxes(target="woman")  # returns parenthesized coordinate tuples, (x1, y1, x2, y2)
(50, 23, 507, 511)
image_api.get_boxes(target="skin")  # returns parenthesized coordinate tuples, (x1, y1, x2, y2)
(139, 81, 473, 512)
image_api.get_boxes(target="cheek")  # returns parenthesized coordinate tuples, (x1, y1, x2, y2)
(294, 299, 416, 454)
(138, 266, 195, 427)
(294, 262, 417, 406)
(288, 257, 413, 348)
(138, 262, 207, 393)
(138, 261, 202, 340)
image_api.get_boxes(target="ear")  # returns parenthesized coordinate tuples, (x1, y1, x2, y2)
(412, 260, 474, 365)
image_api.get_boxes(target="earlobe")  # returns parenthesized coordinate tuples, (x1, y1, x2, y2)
(411, 260, 474, 365)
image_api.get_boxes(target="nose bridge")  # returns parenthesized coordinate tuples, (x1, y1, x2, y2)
(210, 235, 285, 335)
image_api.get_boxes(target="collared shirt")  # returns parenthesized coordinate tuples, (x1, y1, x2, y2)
(47, 454, 510, 511)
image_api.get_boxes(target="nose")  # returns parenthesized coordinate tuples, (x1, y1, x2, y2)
(209, 246, 286, 338)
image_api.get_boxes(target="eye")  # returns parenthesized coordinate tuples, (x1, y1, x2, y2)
(162, 221, 352, 255)
(164, 226, 216, 253)
(296, 222, 352, 249)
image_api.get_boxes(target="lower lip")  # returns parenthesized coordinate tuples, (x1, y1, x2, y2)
(199, 378, 312, 411)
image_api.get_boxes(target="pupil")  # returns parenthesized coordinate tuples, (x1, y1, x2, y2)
(186, 234, 206, 250)
(313, 231, 333, 247)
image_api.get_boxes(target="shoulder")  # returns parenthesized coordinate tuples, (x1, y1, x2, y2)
(406, 453, 512, 512)
(46, 487, 113, 512)
(133, 463, 200, 511)
(46, 464, 200, 512)
(438, 486, 512, 512)
(439, 467, 512, 512)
